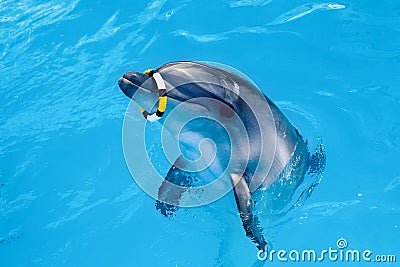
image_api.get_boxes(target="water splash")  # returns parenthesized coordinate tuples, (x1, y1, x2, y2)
(254, 101, 326, 236)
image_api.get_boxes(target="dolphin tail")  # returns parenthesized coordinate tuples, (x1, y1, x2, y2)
(230, 174, 267, 251)
(155, 156, 196, 217)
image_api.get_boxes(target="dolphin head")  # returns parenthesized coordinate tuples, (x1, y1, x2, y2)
(118, 71, 153, 97)
(118, 62, 254, 121)
(118, 71, 160, 110)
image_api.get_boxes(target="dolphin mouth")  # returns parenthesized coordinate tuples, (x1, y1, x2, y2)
(118, 72, 156, 99)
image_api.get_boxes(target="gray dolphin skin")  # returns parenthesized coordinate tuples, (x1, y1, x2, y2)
(118, 61, 309, 250)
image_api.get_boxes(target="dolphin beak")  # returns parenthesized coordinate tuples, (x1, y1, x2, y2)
(118, 72, 155, 99)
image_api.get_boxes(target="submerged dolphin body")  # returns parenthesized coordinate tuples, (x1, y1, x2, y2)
(118, 61, 309, 250)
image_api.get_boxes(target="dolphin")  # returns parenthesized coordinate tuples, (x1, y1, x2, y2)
(118, 61, 309, 250)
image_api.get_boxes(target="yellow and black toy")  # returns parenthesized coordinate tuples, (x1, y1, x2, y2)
(138, 69, 168, 122)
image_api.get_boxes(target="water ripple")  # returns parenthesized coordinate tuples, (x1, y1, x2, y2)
(110, 185, 141, 204)
(45, 198, 108, 229)
(384, 176, 400, 192)
(0, 0, 79, 61)
(1, 191, 38, 216)
(75, 11, 121, 48)
(331, 42, 400, 59)
(0, 0, 192, 158)
(303, 200, 360, 217)
(268, 199, 360, 228)
(129, 0, 168, 27)
(173, 26, 298, 42)
(173, 30, 228, 42)
(266, 3, 345, 26)
(173, 3, 344, 43)
(66, 189, 95, 209)
(226, 0, 272, 8)
(140, 32, 159, 55)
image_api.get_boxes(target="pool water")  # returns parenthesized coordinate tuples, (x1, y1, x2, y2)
(1, 0, 399, 266)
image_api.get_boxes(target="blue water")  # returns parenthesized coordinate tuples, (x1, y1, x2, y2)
(1, 0, 399, 266)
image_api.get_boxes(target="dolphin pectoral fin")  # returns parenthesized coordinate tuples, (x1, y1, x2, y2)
(155, 156, 195, 217)
(230, 174, 267, 251)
